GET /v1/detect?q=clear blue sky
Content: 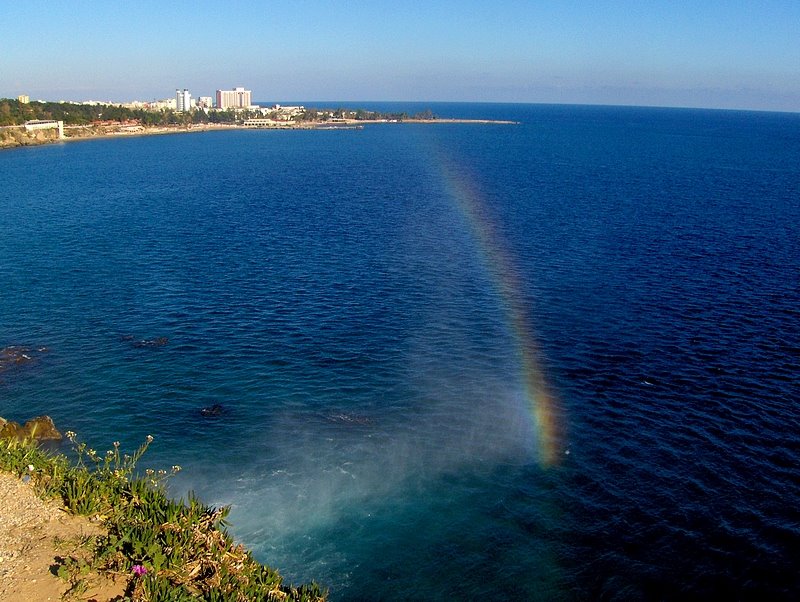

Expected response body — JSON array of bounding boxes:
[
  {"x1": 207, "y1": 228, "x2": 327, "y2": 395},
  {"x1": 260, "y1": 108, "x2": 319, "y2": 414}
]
[{"x1": 2, "y1": 0, "x2": 798, "y2": 111}]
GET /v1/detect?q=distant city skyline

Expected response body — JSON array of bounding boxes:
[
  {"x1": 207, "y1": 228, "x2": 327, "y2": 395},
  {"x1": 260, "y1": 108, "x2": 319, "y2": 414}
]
[{"x1": 2, "y1": 0, "x2": 798, "y2": 112}]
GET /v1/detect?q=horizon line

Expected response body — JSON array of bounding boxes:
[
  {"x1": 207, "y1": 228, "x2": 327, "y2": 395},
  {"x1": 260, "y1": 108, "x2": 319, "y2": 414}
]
[{"x1": 3, "y1": 96, "x2": 798, "y2": 116}]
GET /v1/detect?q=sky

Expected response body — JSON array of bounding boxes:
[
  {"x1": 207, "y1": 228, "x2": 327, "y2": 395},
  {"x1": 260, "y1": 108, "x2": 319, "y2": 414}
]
[{"x1": 2, "y1": 0, "x2": 798, "y2": 112}]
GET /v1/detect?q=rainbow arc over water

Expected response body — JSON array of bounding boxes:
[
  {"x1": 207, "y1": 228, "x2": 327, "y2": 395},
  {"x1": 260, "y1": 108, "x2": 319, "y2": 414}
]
[{"x1": 435, "y1": 153, "x2": 563, "y2": 467}]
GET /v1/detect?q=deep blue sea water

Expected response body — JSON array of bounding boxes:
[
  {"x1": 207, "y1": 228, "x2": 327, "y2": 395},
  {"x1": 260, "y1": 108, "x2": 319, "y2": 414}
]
[{"x1": 2, "y1": 103, "x2": 799, "y2": 600}]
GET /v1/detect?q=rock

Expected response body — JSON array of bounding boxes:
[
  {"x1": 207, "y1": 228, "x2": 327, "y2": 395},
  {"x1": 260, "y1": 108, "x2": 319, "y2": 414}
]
[
  {"x1": 200, "y1": 404, "x2": 224, "y2": 417},
  {"x1": 0, "y1": 421, "x2": 24, "y2": 440},
  {"x1": 23, "y1": 416, "x2": 62, "y2": 441},
  {"x1": 0, "y1": 416, "x2": 62, "y2": 442},
  {"x1": 0, "y1": 346, "x2": 41, "y2": 373},
  {"x1": 131, "y1": 337, "x2": 169, "y2": 348},
  {"x1": 0, "y1": 346, "x2": 49, "y2": 378}
]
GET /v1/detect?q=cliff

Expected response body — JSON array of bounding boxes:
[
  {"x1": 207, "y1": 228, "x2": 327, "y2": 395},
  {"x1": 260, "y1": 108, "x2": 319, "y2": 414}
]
[{"x1": 0, "y1": 126, "x2": 61, "y2": 149}]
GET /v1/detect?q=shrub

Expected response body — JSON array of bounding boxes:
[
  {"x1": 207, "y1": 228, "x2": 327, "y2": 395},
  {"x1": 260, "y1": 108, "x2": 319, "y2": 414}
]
[{"x1": 0, "y1": 434, "x2": 326, "y2": 602}]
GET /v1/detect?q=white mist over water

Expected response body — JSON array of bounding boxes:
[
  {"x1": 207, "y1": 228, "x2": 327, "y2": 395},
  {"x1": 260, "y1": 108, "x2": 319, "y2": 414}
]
[
  {"x1": 157, "y1": 215, "x2": 557, "y2": 596},
  {"x1": 172, "y1": 336, "x2": 542, "y2": 595}
]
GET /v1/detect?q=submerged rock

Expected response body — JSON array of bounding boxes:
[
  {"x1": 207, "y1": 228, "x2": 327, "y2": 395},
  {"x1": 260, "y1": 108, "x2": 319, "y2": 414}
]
[
  {"x1": 0, "y1": 345, "x2": 48, "y2": 373},
  {"x1": 131, "y1": 337, "x2": 169, "y2": 348},
  {"x1": 0, "y1": 415, "x2": 62, "y2": 442},
  {"x1": 200, "y1": 404, "x2": 224, "y2": 417}
]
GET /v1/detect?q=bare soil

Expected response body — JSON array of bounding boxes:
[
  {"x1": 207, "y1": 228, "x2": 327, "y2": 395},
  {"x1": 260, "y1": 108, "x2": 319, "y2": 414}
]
[{"x1": 0, "y1": 473, "x2": 127, "y2": 601}]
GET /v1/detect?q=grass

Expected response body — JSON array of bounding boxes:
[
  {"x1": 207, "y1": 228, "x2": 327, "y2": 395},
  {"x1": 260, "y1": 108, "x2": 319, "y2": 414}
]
[{"x1": 0, "y1": 433, "x2": 327, "y2": 602}]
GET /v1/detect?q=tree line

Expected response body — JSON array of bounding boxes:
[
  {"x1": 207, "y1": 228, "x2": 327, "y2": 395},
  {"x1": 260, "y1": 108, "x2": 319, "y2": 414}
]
[
  {"x1": 0, "y1": 98, "x2": 439, "y2": 127},
  {"x1": 0, "y1": 99, "x2": 247, "y2": 127},
  {"x1": 292, "y1": 107, "x2": 436, "y2": 122}
]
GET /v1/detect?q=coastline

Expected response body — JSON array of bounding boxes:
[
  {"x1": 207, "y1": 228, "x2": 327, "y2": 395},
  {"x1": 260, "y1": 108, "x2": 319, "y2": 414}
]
[
  {"x1": 0, "y1": 423, "x2": 327, "y2": 601},
  {"x1": 0, "y1": 117, "x2": 517, "y2": 151}
]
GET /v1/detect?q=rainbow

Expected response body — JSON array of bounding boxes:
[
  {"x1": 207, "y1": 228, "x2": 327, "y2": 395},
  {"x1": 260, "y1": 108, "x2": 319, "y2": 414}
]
[{"x1": 434, "y1": 152, "x2": 563, "y2": 468}]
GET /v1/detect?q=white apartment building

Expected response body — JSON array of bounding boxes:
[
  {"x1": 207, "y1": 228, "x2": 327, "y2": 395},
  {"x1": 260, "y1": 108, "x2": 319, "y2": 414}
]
[
  {"x1": 216, "y1": 87, "x2": 252, "y2": 109},
  {"x1": 176, "y1": 88, "x2": 192, "y2": 112}
]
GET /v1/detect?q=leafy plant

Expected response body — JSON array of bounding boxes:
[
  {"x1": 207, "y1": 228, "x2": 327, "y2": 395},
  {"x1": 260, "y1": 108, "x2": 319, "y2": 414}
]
[{"x1": 0, "y1": 433, "x2": 327, "y2": 602}]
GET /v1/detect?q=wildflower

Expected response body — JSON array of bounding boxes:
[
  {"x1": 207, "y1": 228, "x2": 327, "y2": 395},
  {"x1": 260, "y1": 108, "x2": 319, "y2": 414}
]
[
  {"x1": 65, "y1": 430, "x2": 76, "y2": 441},
  {"x1": 27, "y1": 464, "x2": 34, "y2": 472},
  {"x1": 172, "y1": 465, "x2": 182, "y2": 473},
  {"x1": 132, "y1": 564, "x2": 148, "y2": 576},
  {"x1": 146, "y1": 435, "x2": 154, "y2": 443},
  {"x1": 113, "y1": 441, "x2": 120, "y2": 448}
]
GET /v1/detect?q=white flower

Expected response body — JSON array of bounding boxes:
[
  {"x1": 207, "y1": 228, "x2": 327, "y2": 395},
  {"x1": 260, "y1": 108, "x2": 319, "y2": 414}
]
[{"x1": 27, "y1": 464, "x2": 34, "y2": 472}]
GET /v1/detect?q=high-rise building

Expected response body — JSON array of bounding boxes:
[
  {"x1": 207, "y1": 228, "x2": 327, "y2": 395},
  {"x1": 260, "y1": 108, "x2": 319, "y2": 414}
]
[
  {"x1": 215, "y1": 87, "x2": 252, "y2": 109},
  {"x1": 176, "y1": 89, "x2": 192, "y2": 112}
]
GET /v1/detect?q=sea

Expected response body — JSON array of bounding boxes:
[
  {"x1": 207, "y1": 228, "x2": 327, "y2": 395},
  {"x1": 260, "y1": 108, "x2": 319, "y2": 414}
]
[{"x1": 1, "y1": 103, "x2": 799, "y2": 600}]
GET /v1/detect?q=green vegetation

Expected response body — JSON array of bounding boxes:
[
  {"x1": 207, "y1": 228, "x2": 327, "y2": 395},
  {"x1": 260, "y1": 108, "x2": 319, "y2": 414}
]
[
  {"x1": 0, "y1": 98, "x2": 439, "y2": 130},
  {"x1": 0, "y1": 98, "x2": 252, "y2": 127},
  {"x1": 293, "y1": 107, "x2": 436, "y2": 122},
  {"x1": 0, "y1": 433, "x2": 326, "y2": 601}
]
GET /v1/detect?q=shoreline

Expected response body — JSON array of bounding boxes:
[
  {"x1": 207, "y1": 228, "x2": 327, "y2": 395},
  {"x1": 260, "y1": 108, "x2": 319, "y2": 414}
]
[
  {"x1": 0, "y1": 420, "x2": 327, "y2": 601},
  {"x1": 0, "y1": 117, "x2": 517, "y2": 151}
]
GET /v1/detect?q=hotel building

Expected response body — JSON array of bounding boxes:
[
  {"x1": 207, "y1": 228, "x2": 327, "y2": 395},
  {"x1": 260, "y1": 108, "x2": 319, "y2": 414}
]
[
  {"x1": 176, "y1": 89, "x2": 192, "y2": 112},
  {"x1": 216, "y1": 87, "x2": 252, "y2": 109}
]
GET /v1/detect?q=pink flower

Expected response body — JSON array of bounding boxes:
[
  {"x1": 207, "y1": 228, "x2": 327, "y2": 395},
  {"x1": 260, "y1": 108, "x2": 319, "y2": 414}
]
[{"x1": 132, "y1": 564, "x2": 148, "y2": 576}]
